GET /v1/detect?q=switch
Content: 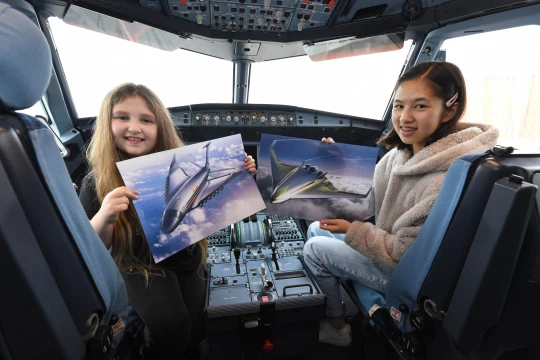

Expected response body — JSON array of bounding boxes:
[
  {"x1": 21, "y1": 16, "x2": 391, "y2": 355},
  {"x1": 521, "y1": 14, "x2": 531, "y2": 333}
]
[{"x1": 262, "y1": 340, "x2": 274, "y2": 353}]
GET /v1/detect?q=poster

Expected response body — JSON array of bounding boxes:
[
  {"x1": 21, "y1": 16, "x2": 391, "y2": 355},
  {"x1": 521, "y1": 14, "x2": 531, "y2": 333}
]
[
  {"x1": 117, "y1": 134, "x2": 265, "y2": 262},
  {"x1": 257, "y1": 134, "x2": 377, "y2": 221}
]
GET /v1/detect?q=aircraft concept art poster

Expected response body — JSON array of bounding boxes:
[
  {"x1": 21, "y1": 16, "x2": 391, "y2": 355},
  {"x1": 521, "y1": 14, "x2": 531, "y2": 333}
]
[
  {"x1": 257, "y1": 134, "x2": 377, "y2": 222},
  {"x1": 117, "y1": 134, "x2": 266, "y2": 263}
]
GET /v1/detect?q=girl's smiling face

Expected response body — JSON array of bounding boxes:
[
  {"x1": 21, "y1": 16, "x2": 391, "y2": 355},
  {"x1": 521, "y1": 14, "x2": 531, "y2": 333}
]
[
  {"x1": 111, "y1": 96, "x2": 158, "y2": 158},
  {"x1": 392, "y1": 79, "x2": 456, "y2": 155}
]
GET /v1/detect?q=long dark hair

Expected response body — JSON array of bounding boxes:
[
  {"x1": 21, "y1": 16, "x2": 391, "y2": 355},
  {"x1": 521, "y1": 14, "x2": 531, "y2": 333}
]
[{"x1": 378, "y1": 61, "x2": 467, "y2": 150}]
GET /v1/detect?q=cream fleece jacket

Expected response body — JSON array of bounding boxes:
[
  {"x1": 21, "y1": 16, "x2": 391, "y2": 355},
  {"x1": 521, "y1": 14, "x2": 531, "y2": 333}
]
[{"x1": 344, "y1": 122, "x2": 499, "y2": 270}]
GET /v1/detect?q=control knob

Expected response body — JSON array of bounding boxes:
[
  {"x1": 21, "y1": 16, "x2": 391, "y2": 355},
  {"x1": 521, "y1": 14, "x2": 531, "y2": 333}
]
[{"x1": 226, "y1": 115, "x2": 232, "y2": 121}]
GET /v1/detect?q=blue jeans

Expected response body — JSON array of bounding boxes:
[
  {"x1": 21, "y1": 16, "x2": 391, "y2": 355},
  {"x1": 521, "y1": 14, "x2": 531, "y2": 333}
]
[{"x1": 303, "y1": 221, "x2": 392, "y2": 317}]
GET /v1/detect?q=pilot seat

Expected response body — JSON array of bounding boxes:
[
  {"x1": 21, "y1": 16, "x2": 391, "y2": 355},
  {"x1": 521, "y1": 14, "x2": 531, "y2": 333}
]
[
  {"x1": 343, "y1": 146, "x2": 540, "y2": 359},
  {"x1": 0, "y1": 1, "x2": 143, "y2": 358}
]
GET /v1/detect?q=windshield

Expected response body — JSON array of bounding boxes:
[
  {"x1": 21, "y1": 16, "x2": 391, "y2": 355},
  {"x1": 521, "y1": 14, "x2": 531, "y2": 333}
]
[
  {"x1": 48, "y1": 17, "x2": 233, "y2": 118},
  {"x1": 250, "y1": 40, "x2": 413, "y2": 120},
  {"x1": 49, "y1": 7, "x2": 411, "y2": 120}
]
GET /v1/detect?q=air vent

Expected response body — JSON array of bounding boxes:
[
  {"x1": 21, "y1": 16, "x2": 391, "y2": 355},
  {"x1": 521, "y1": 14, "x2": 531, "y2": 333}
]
[{"x1": 234, "y1": 42, "x2": 261, "y2": 56}]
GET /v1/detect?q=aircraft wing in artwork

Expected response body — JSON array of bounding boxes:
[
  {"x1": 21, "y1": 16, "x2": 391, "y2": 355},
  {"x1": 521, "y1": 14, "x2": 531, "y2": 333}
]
[
  {"x1": 284, "y1": 177, "x2": 372, "y2": 200},
  {"x1": 269, "y1": 143, "x2": 298, "y2": 189},
  {"x1": 192, "y1": 171, "x2": 242, "y2": 208}
]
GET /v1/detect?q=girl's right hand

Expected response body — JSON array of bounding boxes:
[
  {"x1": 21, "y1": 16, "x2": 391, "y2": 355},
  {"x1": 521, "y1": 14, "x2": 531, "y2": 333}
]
[
  {"x1": 97, "y1": 186, "x2": 139, "y2": 224},
  {"x1": 321, "y1": 137, "x2": 335, "y2": 144}
]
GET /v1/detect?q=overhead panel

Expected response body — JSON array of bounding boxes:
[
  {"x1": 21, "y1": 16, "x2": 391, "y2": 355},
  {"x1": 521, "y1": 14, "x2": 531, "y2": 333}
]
[{"x1": 166, "y1": 0, "x2": 339, "y2": 33}]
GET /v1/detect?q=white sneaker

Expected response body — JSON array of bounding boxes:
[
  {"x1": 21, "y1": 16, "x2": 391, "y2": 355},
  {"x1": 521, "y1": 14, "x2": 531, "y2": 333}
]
[{"x1": 319, "y1": 319, "x2": 352, "y2": 347}]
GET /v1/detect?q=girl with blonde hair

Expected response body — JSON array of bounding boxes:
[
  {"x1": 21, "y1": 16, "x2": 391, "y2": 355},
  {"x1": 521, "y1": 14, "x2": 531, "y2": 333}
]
[{"x1": 79, "y1": 83, "x2": 256, "y2": 358}]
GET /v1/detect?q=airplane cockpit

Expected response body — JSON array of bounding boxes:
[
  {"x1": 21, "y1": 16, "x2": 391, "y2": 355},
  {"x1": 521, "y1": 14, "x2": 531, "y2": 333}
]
[{"x1": 1, "y1": 0, "x2": 540, "y2": 359}]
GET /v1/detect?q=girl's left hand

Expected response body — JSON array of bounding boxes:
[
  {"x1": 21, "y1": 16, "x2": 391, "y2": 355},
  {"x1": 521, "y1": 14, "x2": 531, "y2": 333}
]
[
  {"x1": 321, "y1": 137, "x2": 335, "y2": 144},
  {"x1": 244, "y1": 153, "x2": 256, "y2": 174},
  {"x1": 320, "y1": 219, "x2": 352, "y2": 233}
]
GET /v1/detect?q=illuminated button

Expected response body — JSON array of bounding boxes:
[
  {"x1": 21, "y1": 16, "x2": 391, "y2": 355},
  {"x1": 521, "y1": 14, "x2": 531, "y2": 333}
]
[{"x1": 262, "y1": 295, "x2": 269, "y2": 302}]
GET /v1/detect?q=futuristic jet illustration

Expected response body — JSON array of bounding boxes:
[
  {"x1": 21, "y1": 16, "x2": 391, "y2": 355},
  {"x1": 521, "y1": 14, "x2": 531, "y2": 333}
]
[
  {"x1": 269, "y1": 140, "x2": 372, "y2": 204},
  {"x1": 161, "y1": 142, "x2": 242, "y2": 234}
]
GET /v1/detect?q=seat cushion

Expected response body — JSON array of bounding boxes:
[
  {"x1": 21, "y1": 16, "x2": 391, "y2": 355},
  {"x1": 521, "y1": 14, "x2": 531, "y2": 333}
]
[{"x1": 353, "y1": 282, "x2": 387, "y2": 312}]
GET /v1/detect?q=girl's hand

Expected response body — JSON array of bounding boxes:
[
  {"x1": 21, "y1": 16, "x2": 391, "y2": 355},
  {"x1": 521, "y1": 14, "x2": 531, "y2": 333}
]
[
  {"x1": 244, "y1": 153, "x2": 257, "y2": 174},
  {"x1": 97, "y1": 186, "x2": 139, "y2": 224},
  {"x1": 320, "y1": 219, "x2": 352, "y2": 233},
  {"x1": 321, "y1": 137, "x2": 335, "y2": 144}
]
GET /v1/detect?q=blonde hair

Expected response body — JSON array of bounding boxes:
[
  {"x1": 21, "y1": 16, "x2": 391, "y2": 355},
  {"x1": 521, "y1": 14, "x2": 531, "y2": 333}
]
[{"x1": 86, "y1": 83, "x2": 207, "y2": 276}]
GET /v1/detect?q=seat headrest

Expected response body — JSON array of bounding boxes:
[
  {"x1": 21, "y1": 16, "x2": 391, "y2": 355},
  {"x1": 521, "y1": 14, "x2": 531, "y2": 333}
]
[{"x1": 0, "y1": 2, "x2": 52, "y2": 110}]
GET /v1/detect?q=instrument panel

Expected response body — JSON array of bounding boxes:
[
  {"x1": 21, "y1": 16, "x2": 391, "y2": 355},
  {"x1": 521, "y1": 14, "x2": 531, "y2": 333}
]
[
  {"x1": 169, "y1": 104, "x2": 385, "y2": 128},
  {"x1": 204, "y1": 213, "x2": 325, "y2": 358},
  {"x1": 206, "y1": 213, "x2": 320, "y2": 305},
  {"x1": 78, "y1": 104, "x2": 384, "y2": 145}
]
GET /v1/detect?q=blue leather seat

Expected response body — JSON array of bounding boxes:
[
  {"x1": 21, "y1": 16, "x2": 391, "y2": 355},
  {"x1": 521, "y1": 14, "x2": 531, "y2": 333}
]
[
  {"x1": 345, "y1": 152, "x2": 488, "y2": 320},
  {"x1": 0, "y1": 2, "x2": 130, "y2": 358},
  {"x1": 345, "y1": 149, "x2": 540, "y2": 359}
]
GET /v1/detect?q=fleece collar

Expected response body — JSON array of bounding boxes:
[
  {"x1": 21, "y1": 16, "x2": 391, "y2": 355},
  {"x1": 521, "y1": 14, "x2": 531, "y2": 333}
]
[{"x1": 393, "y1": 122, "x2": 499, "y2": 176}]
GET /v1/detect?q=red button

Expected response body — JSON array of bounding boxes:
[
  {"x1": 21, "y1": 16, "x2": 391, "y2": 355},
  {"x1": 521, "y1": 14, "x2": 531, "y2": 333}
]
[
  {"x1": 262, "y1": 340, "x2": 274, "y2": 352},
  {"x1": 262, "y1": 296, "x2": 269, "y2": 302}
]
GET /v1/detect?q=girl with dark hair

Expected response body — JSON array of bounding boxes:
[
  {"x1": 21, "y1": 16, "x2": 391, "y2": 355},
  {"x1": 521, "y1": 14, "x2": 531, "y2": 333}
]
[{"x1": 303, "y1": 62, "x2": 499, "y2": 347}]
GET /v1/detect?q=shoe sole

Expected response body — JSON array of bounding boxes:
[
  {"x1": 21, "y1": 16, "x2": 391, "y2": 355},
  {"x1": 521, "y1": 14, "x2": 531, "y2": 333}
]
[{"x1": 318, "y1": 336, "x2": 352, "y2": 347}]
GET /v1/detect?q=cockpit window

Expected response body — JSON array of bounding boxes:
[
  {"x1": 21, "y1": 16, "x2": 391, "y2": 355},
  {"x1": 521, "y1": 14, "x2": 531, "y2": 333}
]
[
  {"x1": 249, "y1": 40, "x2": 414, "y2": 120},
  {"x1": 441, "y1": 25, "x2": 540, "y2": 150},
  {"x1": 48, "y1": 16, "x2": 233, "y2": 118}
]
